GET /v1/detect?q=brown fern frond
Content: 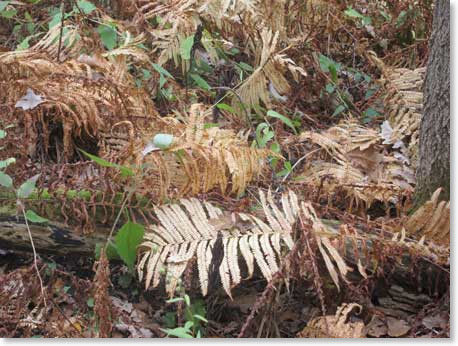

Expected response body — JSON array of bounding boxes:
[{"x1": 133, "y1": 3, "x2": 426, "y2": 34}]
[
  {"x1": 367, "y1": 52, "x2": 426, "y2": 169},
  {"x1": 118, "y1": 103, "x2": 272, "y2": 198},
  {"x1": 288, "y1": 119, "x2": 415, "y2": 207},
  {"x1": 403, "y1": 188, "x2": 450, "y2": 246}
]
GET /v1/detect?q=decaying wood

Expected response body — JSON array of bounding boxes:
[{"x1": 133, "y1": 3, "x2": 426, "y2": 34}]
[{"x1": 0, "y1": 214, "x2": 448, "y2": 296}]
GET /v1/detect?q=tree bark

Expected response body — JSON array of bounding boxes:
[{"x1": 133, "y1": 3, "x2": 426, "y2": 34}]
[{"x1": 415, "y1": 0, "x2": 450, "y2": 205}]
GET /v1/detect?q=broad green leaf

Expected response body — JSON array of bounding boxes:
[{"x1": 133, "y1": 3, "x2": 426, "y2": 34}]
[
  {"x1": 0, "y1": 129, "x2": 5, "y2": 139},
  {"x1": 0, "y1": 1, "x2": 10, "y2": 12},
  {"x1": 190, "y1": 73, "x2": 211, "y2": 91},
  {"x1": 79, "y1": 149, "x2": 133, "y2": 177},
  {"x1": 115, "y1": 222, "x2": 144, "y2": 270},
  {"x1": 97, "y1": 23, "x2": 117, "y2": 50},
  {"x1": 344, "y1": 8, "x2": 364, "y2": 19},
  {"x1": 318, "y1": 54, "x2": 342, "y2": 73},
  {"x1": 184, "y1": 321, "x2": 194, "y2": 330},
  {"x1": 25, "y1": 210, "x2": 48, "y2": 223},
  {"x1": 179, "y1": 35, "x2": 194, "y2": 60},
  {"x1": 77, "y1": 0, "x2": 96, "y2": 14},
  {"x1": 17, "y1": 174, "x2": 40, "y2": 198},
  {"x1": 332, "y1": 104, "x2": 346, "y2": 117},
  {"x1": 87, "y1": 297, "x2": 94, "y2": 308},
  {"x1": 153, "y1": 133, "x2": 174, "y2": 150},
  {"x1": 1, "y1": 8, "x2": 16, "y2": 18},
  {"x1": 0, "y1": 171, "x2": 13, "y2": 188},
  {"x1": 266, "y1": 110, "x2": 297, "y2": 134}
]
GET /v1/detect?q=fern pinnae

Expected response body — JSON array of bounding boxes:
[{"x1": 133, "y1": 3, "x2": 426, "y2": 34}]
[
  {"x1": 228, "y1": 237, "x2": 242, "y2": 286},
  {"x1": 248, "y1": 234, "x2": 273, "y2": 281},
  {"x1": 239, "y1": 234, "x2": 255, "y2": 278},
  {"x1": 197, "y1": 240, "x2": 210, "y2": 296},
  {"x1": 260, "y1": 233, "x2": 279, "y2": 273}
]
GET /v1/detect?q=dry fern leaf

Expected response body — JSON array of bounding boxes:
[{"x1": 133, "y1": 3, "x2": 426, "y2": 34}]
[
  {"x1": 404, "y1": 188, "x2": 450, "y2": 246},
  {"x1": 298, "y1": 303, "x2": 365, "y2": 338},
  {"x1": 137, "y1": 190, "x2": 298, "y2": 298},
  {"x1": 291, "y1": 120, "x2": 415, "y2": 207},
  {"x1": 234, "y1": 28, "x2": 293, "y2": 112},
  {"x1": 137, "y1": 189, "x2": 350, "y2": 298},
  {"x1": 367, "y1": 52, "x2": 425, "y2": 168},
  {"x1": 122, "y1": 104, "x2": 271, "y2": 198}
]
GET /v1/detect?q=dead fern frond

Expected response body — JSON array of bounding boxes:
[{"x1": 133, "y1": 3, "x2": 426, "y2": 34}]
[
  {"x1": 290, "y1": 120, "x2": 415, "y2": 207},
  {"x1": 368, "y1": 52, "x2": 425, "y2": 168},
  {"x1": 137, "y1": 189, "x2": 349, "y2": 298},
  {"x1": 403, "y1": 188, "x2": 450, "y2": 246},
  {"x1": 137, "y1": 189, "x2": 298, "y2": 298},
  {"x1": 121, "y1": 103, "x2": 271, "y2": 198}
]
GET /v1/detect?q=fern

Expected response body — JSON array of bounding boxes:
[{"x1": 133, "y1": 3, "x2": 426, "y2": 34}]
[{"x1": 137, "y1": 189, "x2": 349, "y2": 298}]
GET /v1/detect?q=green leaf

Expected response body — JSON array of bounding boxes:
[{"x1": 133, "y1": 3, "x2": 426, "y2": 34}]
[
  {"x1": 87, "y1": 297, "x2": 94, "y2": 308},
  {"x1": 153, "y1": 133, "x2": 174, "y2": 150},
  {"x1": 16, "y1": 36, "x2": 32, "y2": 51},
  {"x1": 325, "y1": 83, "x2": 335, "y2": 94},
  {"x1": 79, "y1": 149, "x2": 133, "y2": 177},
  {"x1": 0, "y1": 171, "x2": 13, "y2": 188},
  {"x1": 151, "y1": 63, "x2": 174, "y2": 79},
  {"x1": 77, "y1": 0, "x2": 96, "y2": 14},
  {"x1": 25, "y1": 210, "x2": 48, "y2": 223},
  {"x1": 344, "y1": 7, "x2": 364, "y2": 19},
  {"x1": 184, "y1": 321, "x2": 194, "y2": 330},
  {"x1": 329, "y1": 65, "x2": 338, "y2": 83},
  {"x1": 332, "y1": 104, "x2": 346, "y2": 117},
  {"x1": 238, "y1": 62, "x2": 253, "y2": 72},
  {"x1": 216, "y1": 103, "x2": 235, "y2": 113},
  {"x1": 184, "y1": 294, "x2": 190, "y2": 307},
  {"x1": 0, "y1": 129, "x2": 5, "y2": 139},
  {"x1": 363, "y1": 107, "x2": 380, "y2": 118},
  {"x1": 162, "y1": 328, "x2": 194, "y2": 338},
  {"x1": 0, "y1": 1, "x2": 10, "y2": 12},
  {"x1": 0, "y1": 157, "x2": 15, "y2": 169},
  {"x1": 179, "y1": 35, "x2": 194, "y2": 60},
  {"x1": 97, "y1": 23, "x2": 117, "y2": 50},
  {"x1": 193, "y1": 314, "x2": 208, "y2": 323},
  {"x1": 1, "y1": 8, "x2": 16, "y2": 18},
  {"x1": 190, "y1": 74, "x2": 211, "y2": 91},
  {"x1": 17, "y1": 174, "x2": 40, "y2": 198},
  {"x1": 167, "y1": 297, "x2": 185, "y2": 304},
  {"x1": 266, "y1": 110, "x2": 297, "y2": 134},
  {"x1": 115, "y1": 222, "x2": 144, "y2": 270}
]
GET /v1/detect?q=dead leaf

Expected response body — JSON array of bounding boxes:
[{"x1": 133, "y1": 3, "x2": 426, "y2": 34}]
[
  {"x1": 15, "y1": 88, "x2": 44, "y2": 110},
  {"x1": 386, "y1": 317, "x2": 410, "y2": 337},
  {"x1": 366, "y1": 316, "x2": 387, "y2": 337}
]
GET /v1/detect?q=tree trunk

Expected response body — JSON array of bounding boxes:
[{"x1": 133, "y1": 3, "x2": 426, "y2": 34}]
[{"x1": 415, "y1": 0, "x2": 450, "y2": 205}]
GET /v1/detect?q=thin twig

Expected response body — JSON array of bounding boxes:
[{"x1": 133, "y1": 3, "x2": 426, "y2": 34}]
[
  {"x1": 19, "y1": 202, "x2": 47, "y2": 307},
  {"x1": 57, "y1": 0, "x2": 65, "y2": 62}
]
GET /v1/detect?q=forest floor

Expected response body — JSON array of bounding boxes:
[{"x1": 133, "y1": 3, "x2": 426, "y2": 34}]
[{"x1": 0, "y1": 0, "x2": 450, "y2": 338}]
